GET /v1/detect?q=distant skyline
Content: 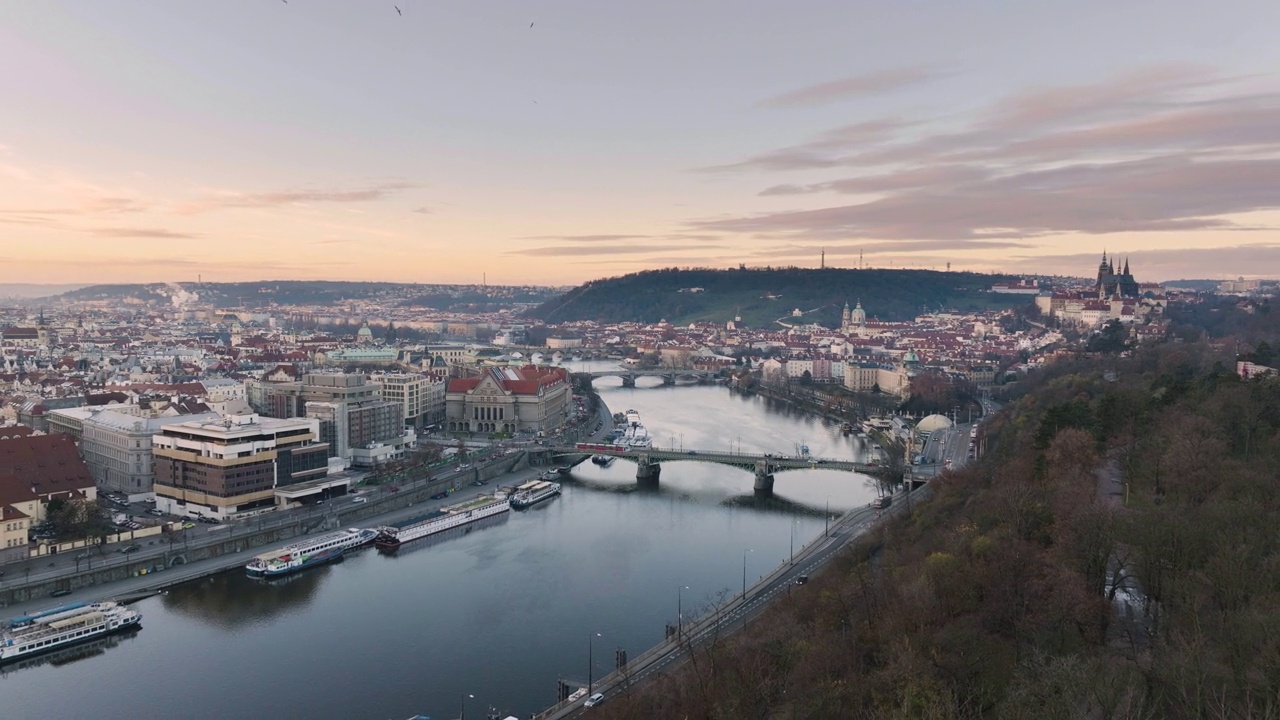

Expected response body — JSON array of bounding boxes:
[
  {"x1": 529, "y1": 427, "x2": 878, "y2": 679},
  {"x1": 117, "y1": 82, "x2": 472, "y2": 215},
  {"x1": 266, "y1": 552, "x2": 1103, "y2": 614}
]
[{"x1": 4, "y1": 1, "x2": 1280, "y2": 284}]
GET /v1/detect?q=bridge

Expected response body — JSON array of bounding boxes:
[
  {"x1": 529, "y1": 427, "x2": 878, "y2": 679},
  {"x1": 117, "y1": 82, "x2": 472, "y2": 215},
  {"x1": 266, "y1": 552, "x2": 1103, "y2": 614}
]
[
  {"x1": 572, "y1": 368, "x2": 720, "y2": 387},
  {"x1": 547, "y1": 444, "x2": 881, "y2": 496}
]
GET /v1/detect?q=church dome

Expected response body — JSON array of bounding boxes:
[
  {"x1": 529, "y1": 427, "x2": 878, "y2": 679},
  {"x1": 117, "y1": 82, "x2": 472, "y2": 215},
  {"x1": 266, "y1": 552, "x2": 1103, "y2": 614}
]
[
  {"x1": 850, "y1": 300, "x2": 866, "y2": 325},
  {"x1": 916, "y1": 414, "x2": 952, "y2": 433},
  {"x1": 902, "y1": 348, "x2": 919, "y2": 365}
]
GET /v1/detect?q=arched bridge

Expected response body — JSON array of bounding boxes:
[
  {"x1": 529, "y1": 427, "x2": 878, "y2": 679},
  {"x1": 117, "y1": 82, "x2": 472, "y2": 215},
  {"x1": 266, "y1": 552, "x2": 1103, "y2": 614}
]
[
  {"x1": 572, "y1": 369, "x2": 720, "y2": 387},
  {"x1": 547, "y1": 444, "x2": 881, "y2": 495}
]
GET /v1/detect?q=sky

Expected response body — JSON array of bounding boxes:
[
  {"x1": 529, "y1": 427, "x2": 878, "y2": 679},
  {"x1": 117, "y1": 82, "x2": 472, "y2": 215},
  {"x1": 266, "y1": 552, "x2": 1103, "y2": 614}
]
[{"x1": 3, "y1": 1, "x2": 1280, "y2": 286}]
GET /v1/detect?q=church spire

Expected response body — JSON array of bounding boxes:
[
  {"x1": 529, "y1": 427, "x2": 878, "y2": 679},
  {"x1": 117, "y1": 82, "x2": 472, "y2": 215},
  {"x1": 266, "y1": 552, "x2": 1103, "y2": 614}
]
[{"x1": 1123, "y1": 257, "x2": 1130, "y2": 275}]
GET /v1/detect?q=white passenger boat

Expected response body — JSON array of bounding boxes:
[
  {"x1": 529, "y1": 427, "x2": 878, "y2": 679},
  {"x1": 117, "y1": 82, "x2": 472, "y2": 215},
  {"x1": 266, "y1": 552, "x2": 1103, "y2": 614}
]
[
  {"x1": 1, "y1": 601, "x2": 141, "y2": 664},
  {"x1": 510, "y1": 480, "x2": 561, "y2": 509},
  {"x1": 245, "y1": 527, "x2": 377, "y2": 578}
]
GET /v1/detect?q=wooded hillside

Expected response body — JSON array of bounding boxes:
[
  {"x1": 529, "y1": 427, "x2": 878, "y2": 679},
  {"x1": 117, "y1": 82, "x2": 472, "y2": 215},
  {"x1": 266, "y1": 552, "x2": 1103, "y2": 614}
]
[
  {"x1": 599, "y1": 297, "x2": 1280, "y2": 719},
  {"x1": 526, "y1": 267, "x2": 1026, "y2": 326}
]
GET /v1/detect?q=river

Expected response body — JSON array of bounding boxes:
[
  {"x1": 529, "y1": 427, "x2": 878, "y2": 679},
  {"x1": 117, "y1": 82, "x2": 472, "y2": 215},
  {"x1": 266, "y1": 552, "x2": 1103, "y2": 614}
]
[{"x1": 5, "y1": 375, "x2": 881, "y2": 720}]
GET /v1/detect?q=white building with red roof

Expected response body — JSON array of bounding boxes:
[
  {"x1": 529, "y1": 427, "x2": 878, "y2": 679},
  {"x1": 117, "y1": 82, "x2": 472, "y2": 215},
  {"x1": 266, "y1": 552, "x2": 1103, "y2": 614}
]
[{"x1": 445, "y1": 365, "x2": 571, "y2": 435}]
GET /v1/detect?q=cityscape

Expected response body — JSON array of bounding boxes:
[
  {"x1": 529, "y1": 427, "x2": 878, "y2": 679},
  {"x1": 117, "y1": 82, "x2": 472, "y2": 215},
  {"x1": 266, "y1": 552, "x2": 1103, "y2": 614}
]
[{"x1": 3, "y1": 3, "x2": 1280, "y2": 720}]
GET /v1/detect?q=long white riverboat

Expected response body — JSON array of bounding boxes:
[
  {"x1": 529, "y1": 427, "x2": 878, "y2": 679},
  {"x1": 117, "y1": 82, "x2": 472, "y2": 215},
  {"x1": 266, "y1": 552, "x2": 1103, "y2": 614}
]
[
  {"x1": 1, "y1": 601, "x2": 141, "y2": 664},
  {"x1": 510, "y1": 479, "x2": 561, "y2": 509},
  {"x1": 375, "y1": 494, "x2": 511, "y2": 551},
  {"x1": 245, "y1": 527, "x2": 378, "y2": 578}
]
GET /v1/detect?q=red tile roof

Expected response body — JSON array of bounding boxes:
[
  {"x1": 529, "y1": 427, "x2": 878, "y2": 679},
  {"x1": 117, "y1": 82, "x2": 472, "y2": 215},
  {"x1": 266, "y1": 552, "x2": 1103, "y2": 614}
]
[{"x1": 0, "y1": 434, "x2": 94, "y2": 501}]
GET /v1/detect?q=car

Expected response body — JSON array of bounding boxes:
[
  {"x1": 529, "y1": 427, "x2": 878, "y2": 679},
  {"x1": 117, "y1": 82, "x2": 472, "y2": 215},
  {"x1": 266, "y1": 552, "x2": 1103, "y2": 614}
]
[
  {"x1": 181, "y1": 522, "x2": 196, "y2": 530},
  {"x1": 198, "y1": 516, "x2": 219, "y2": 524},
  {"x1": 457, "y1": 464, "x2": 470, "y2": 470},
  {"x1": 584, "y1": 693, "x2": 605, "y2": 708},
  {"x1": 50, "y1": 589, "x2": 72, "y2": 598},
  {"x1": 388, "y1": 486, "x2": 400, "y2": 492},
  {"x1": 143, "y1": 498, "x2": 157, "y2": 505},
  {"x1": 687, "y1": 450, "x2": 697, "y2": 455},
  {"x1": 352, "y1": 496, "x2": 368, "y2": 503},
  {"x1": 75, "y1": 551, "x2": 91, "y2": 560},
  {"x1": 795, "y1": 575, "x2": 809, "y2": 585},
  {"x1": 147, "y1": 508, "x2": 164, "y2": 516},
  {"x1": 431, "y1": 492, "x2": 448, "y2": 500},
  {"x1": 119, "y1": 544, "x2": 141, "y2": 554}
]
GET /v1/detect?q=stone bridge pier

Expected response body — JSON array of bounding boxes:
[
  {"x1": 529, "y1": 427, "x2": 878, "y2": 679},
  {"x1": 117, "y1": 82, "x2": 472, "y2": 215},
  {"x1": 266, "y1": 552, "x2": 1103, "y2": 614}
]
[
  {"x1": 620, "y1": 375, "x2": 637, "y2": 387},
  {"x1": 661, "y1": 374, "x2": 676, "y2": 386},
  {"x1": 753, "y1": 459, "x2": 775, "y2": 497},
  {"x1": 636, "y1": 454, "x2": 661, "y2": 485}
]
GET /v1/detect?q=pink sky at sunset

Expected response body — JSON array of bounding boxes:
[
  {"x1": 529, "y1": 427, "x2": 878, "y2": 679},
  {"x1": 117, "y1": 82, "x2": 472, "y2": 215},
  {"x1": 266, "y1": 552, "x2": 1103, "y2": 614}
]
[{"x1": 4, "y1": 1, "x2": 1280, "y2": 286}]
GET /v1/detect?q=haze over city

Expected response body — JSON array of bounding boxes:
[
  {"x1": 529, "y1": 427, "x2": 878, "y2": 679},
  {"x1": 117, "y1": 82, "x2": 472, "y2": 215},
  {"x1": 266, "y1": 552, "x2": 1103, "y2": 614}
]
[{"x1": 4, "y1": 0, "x2": 1280, "y2": 284}]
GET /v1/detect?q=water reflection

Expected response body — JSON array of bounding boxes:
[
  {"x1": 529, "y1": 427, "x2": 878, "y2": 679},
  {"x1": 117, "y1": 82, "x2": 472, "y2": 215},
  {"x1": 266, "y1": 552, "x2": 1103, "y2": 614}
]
[
  {"x1": 162, "y1": 563, "x2": 333, "y2": 630},
  {"x1": 0, "y1": 627, "x2": 143, "y2": 678}
]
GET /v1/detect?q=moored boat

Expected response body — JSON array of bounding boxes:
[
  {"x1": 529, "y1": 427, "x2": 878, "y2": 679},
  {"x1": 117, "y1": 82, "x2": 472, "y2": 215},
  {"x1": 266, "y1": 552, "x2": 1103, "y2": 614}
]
[
  {"x1": 510, "y1": 479, "x2": 561, "y2": 509},
  {"x1": 245, "y1": 527, "x2": 375, "y2": 578},
  {"x1": 375, "y1": 494, "x2": 511, "y2": 552},
  {"x1": 1, "y1": 601, "x2": 141, "y2": 664}
]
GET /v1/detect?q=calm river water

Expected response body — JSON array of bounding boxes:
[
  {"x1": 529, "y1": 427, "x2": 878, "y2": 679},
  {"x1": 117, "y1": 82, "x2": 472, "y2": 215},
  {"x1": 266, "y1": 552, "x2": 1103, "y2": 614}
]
[{"x1": 4, "y1": 375, "x2": 880, "y2": 720}]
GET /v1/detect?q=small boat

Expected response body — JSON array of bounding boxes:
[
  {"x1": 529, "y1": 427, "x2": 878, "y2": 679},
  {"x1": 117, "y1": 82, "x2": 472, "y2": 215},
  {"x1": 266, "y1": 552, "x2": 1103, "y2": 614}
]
[
  {"x1": 510, "y1": 480, "x2": 561, "y2": 509},
  {"x1": 591, "y1": 454, "x2": 615, "y2": 467}
]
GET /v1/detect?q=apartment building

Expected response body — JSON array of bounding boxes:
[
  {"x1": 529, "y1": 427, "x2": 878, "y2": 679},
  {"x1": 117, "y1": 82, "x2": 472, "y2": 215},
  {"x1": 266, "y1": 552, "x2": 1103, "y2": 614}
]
[{"x1": 152, "y1": 414, "x2": 329, "y2": 519}]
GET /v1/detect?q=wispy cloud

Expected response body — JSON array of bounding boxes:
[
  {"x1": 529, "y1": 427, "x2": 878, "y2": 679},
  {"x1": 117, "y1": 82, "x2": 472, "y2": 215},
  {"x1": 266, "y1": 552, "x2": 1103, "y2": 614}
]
[
  {"x1": 507, "y1": 242, "x2": 727, "y2": 257},
  {"x1": 411, "y1": 206, "x2": 433, "y2": 215},
  {"x1": 518, "y1": 234, "x2": 650, "y2": 243},
  {"x1": 86, "y1": 227, "x2": 201, "y2": 239},
  {"x1": 180, "y1": 181, "x2": 417, "y2": 213},
  {"x1": 689, "y1": 66, "x2": 1280, "y2": 247},
  {"x1": 758, "y1": 67, "x2": 941, "y2": 108}
]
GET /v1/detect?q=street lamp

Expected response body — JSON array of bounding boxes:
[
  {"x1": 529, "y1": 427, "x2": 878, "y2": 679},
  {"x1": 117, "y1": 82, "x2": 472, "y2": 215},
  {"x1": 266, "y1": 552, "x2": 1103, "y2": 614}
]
[
  {"x1": 790, "y1": 516, "x2": 799, "y2": 564},
  {"x1": 677, "y1": 584, "x2": 690, "y2": 636},
  {"x1": 825, "y1": 497, "x2": 831, "y2": 537},
  {"x1": 742, "y1": 549, "x2": 753, "y2": 599},
  {"x1": 459, "y1": 692, "x2": 474, "y2": 720},
  {"x1": 588, "y1": 632, "x2": 602, "y2": 694}
]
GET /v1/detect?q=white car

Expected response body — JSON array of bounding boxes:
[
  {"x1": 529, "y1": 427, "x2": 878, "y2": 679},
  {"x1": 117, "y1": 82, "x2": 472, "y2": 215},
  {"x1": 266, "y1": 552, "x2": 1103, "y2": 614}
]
[
  {"x1": 584, "y1": 693, "x2": 604, "y2": 708},
  {"x1": 352, "y1": 496, "x2": 368, "y2": 504}
]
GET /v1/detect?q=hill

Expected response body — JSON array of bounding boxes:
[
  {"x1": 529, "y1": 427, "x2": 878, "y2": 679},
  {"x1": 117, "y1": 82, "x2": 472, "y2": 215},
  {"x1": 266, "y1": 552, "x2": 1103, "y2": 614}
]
[
  {"x1": 526, "y1": 267, "x2": 1028, "y2": 326},
  {"x1": 51, "y1": 281, "x2": 558, "y2": 309},
  {"x1": 603, "y1": 321, "x2": 1280, "y2": 718}
]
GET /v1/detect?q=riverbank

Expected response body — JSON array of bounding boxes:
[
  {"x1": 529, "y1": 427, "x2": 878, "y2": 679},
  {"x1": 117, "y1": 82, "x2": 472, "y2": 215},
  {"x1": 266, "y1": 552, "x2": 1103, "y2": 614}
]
[{"x1": 0, "y1": 451, "x2": 537, "y2": 613}]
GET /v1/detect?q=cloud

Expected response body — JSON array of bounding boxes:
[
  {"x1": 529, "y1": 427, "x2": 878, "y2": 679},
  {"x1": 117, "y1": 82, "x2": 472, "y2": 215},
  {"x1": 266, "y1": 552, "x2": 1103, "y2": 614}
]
[
  {"x1": 508, "y1": 242, "x2": 727, "y2": 257},
  {"x1": 519, "y1": 234, "x2": 650, "y2": 243},
  {"x1": 688, "y1": 67, "x2": 1280, "y2": 247},
  {"x1": 742, "y1": 239, "x2": 1035, "y2": 259},
  {"x1": 1016, "y1": 243, "x2": 1280, "y2": 279},
  {"x1": 181, "y1": 181, "x2": 417, "y2": 213},
  {"x1": 698, "y1": 118, "x2": 915, "y2": 173},
  {"x1": 87, "y1": 227, "x2": 202, "y2": 239},
  {"x1": 759, "y1": 67, "x2": 940, "y2": 108},
  {"x1": 411, "y1": 206, "x2": 433, "y2": 215}
]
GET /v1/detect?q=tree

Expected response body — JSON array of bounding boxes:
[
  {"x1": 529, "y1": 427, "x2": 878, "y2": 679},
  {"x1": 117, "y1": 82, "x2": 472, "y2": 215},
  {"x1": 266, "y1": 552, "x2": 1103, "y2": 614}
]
[
  {"x1": 384, "y1": 321, "x2": 398, "y2": 343},
  {"x1": 799, "y1": 370, "x2": 813, "y2": 385},
  {"x1": 1087, "y1": 320, "x2": 1129, "y2": 354}
]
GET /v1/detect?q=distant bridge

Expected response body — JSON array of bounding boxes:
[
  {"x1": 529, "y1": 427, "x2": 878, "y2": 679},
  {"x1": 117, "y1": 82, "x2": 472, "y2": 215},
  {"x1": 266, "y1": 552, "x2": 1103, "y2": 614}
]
[
  {"x1": 572, "y1": 369, "x2": 720, "y2": 387},
  {"x1": 546, "y1": 444, "x2": 881, "y2": 495}
]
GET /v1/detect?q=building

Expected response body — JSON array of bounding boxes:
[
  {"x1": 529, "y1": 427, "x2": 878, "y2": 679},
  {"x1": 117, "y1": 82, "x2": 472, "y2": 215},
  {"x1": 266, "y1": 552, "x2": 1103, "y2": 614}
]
[
  {"x1": 445, "y1": 366, "x2": 571, "y2": 435},
  {"x1": 1095, "y1": 252, "x2": 1140, "y2": 299},
  {"x1": 840, "y1": 300, "x2": 867, "y2": 333},
  {"x1": 376, "y1": 373, "x2": 429, "y2": 429},
  {"x1": 80, "y1": 409, "x2": 220, "y2": 500},
  {"x1": 316, "y1": 347, "x2": 400, "y2": 366},
  {"x1": 152, "y1": 414, "x2": 330, "y2": 519},
  {"x1": 306, "y1": 399, "x2": 412, "y2": 467},
  {"x1": 0, "y1": 434, "x2": 98, "y2": 561}
]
